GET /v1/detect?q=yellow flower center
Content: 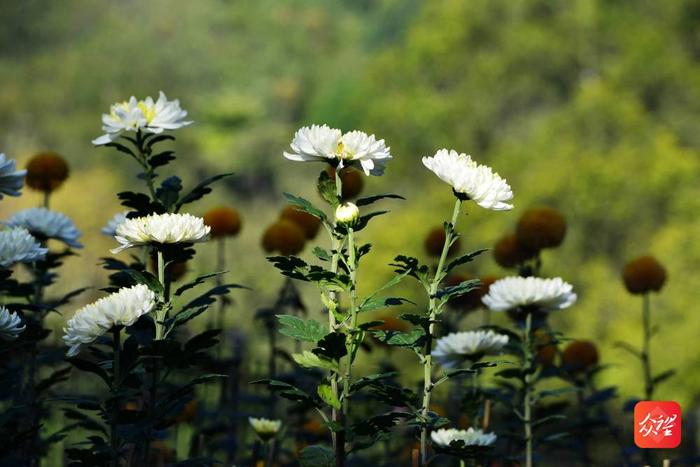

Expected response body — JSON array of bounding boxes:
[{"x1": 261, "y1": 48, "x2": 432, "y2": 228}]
[{"x1": 137, "y1": 101, "x2": 157, "y2": 124}]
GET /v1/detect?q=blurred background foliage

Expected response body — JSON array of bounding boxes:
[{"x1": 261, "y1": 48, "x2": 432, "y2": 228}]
[{"x1": 1, "y1": 0, "x2": 699, "y2": 408}]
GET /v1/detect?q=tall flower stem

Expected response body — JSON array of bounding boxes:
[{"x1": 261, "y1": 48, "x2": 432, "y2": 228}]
[
  {"x1": 341, "y1": 226, "x2": 359, "y2": 447},
  {"x1": 641, "y1": 293, "x2": 653, "y2": 400},
  {"x1": 155, "y1": 250, "x2": 167, "y2": 340},
  {"x1": 326, "y1": 169, "x2": 344, "y2": 463},
  {"x1": 523, "y1": 312, "x2": 534, "y2": 467},
  {"x1": 419, "y1": 198, "x2": 462, "y2": 466},
  {"x1": 111, "y1": 327, "x2": 122, "y2": 467}
]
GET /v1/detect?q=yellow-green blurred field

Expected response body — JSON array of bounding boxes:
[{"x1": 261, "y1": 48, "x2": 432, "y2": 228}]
[{"x1": 1, "y1": 0, "x2": 699, "y2": 416}]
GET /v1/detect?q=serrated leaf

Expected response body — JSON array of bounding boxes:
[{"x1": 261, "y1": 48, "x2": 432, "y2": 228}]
[
  {"x1": 299, "y1": 445, "x2": 334, "y2": 467},
  {"x1": 283, "y1": 193, "x2": 328, "y2": 222},
  {"x1": 317, "y1": 384, "x2": 341, "y2": 410},
  {"x1": 277, "y1": 315, "x2": 327, "y2": 342},
  {"x1": 444, "y1": 249, "x2": 488, "y2": 274},
  {"x1": 175, "y1": 173, "x2": 234, "y2": 210},
  {"x1": 293, "y1": 351, "x2": 338, "y2": 371}
]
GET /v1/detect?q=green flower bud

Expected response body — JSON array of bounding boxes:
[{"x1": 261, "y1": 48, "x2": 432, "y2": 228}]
[{"x1": 335, "y1": 202, "x2": 359, "y2": 225}]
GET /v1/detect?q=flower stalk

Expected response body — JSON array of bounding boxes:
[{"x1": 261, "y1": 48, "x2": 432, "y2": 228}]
[
  {"x1": 420, "y1": 198, "x2": 462, "y2": 466},
  {"x1": 110, "y1": 327, "x2": 122, "y2": 467},
  {"x1": 641, "y1": 293, "x2": 653, "y2": 400},
  {"x1": 523, "y1": 311, "x2": 534, "y2": 467}
]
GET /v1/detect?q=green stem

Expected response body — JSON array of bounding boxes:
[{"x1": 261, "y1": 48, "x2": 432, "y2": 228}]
[
  {"x1": 111, "y1": 327, "x2": 122, "y2": 467},
  {"x1": 524, "y1": 312, "x2": 534, "y2": 467},
  {"x1": 328, "y1": 169, "x2": 343, "y2": 465},
  {"x1": 341, "y1": 227, "x2": 359, "y2": 435},
  {"x1": 420, "y1": 198, "x2": 462, "y2": 467},
  {"x1": 155, "y1": 250, "x2": 168, "y2": 340},
  {"x1": 642, "y1": 293, "x2": 653, "y2": 400}
]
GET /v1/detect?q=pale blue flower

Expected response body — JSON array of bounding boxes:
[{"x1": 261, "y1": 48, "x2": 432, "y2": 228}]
[
  {"x1": 0, "y1": 227, "x2": 48, "y2": 267},
  {"x1": 6, "y1": 208, "x2": 82, "y2": 248},
  {"x1": 0, "y1": 153, "x2": 26, "y2": 199},
  {"x1": 0, "y1": 306, "x2": 26, "y2": 341}
]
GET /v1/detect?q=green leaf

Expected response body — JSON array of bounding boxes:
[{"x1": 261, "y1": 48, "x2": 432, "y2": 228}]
[
  {"x1": 653, "y1": 369, "x2": 676, "y2": 385},
  {"x1": 313, "y1": 332, "x2": 347, "y2": 361},
  {"x1": 372, "y1": 329, "x2": 425, "y2": 347},
  {"x1": 317, "y1": 384, "x2": 341, "y2": 410},
  {"x1": 355, "y1": 193, "x2": 405, "y2": 206},
  {"x1": 283, "y1": 192, "x2": 329, "y2": 222},
  {"x1": 317, "y1": 170, "x2": 339, "y2": 207},
  {"x1": 357, "y1": 296, "x2": 410, "y2": 313},
  {"x1": 312, "y1": 246, "x2": 332, "y2": 262},
  {"x1": 444, "y1": 249, "x2": 488, "y2": 274},
  {"x1": 252, "y1": 379, "x2": 317, "y2": 407},
  {"x1": 277, "y1": 315, "x2": 327, "y2": 342},
  {"x1": 435, "y1": 279, "x2": 481, "y2": 300},
  {"x1": 293, "y1": 351, "x2": 338, "y2": 371},
  {"x1": 124, "y1": 269, "x2": 163, "y2": 295},
  {"x1": 299, "y1": 445, "x2": 334, "y2": 467},
  {"x1": 174, "y1": 271, "x2": 227, "y2": 296},
  {"x1": 175, "y1": 173, "x2": 234, "y2": 210},
  {"x1": 350, "y1": 372, "x2": 398, "y2": 394}
]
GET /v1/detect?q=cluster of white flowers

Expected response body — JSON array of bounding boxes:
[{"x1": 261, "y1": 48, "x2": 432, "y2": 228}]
[
  {"x1": 6, "y1": 208, "x2": 82, "y2": 248},
  {"x1": 422, "y1": 149, "x2": 513, "y2": 211},
  {"x1": 0, "y1": 227, "x2": 48, "y2": 267},
  {"x1": 433, "y1": 330, "x2": 509, "y2": 368},
  {"x1": 284, "y1": 124, "x2": 392, "y2": 176},
  {"x1": 63, "y1": 284, "x2": 156, "y2": 357},
  {"x1": 0, "y1": 153, "x2": 26, "y2": 199},
  {"x1": 92, "y1": 91, "x2": 192, "y2": 145},
  {"x1": 111, "y1": 213, "x2": 210, "y2": 253},
  {"x1": 431, "y1": 427, "x2": 497, "y2": 447},
  {"x1": 482, "y1": 276, "x2": 577, "y2": 313},
  {"x1": 0, "y1": 306, "x2": 26, "y2": 341},
  {"x1": 249, "y1": 417, "x2": 282, "y2": 441},
  {"x1": 101, "y1": 212, "x2": 128, "y2": 237}
]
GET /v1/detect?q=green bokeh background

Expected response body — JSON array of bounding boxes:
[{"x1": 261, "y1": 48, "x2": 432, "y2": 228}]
[{"x1": 1, "y1": 0, "x2": 699, "y2": 413}]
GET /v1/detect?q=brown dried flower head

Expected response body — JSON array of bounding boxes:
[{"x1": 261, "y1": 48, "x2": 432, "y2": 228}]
[
  {"x1": 622, "y1": 255, "x2": 667, "y2": 295},
  {"x1": 25, "y1": 151, "x2": 70, "y2": 193},
  {"x1": 562, "y1": 340, "x2": 599, "y2": 374},
  {"x1": 203, "y1": 206, "x2": 242, "y2": 238},
  {"x1": 262, "y1": 219, "x2": 306, "y2": 256},
  {"x1": 516, "y1": 206, "x2": 566, "y2": 251},
  {"x1": 424, "y1": 227, "x2": 460, "y2": 258},
  {"x1": 280, "y1": 205, "x2": 321, "y2": 239},
  {"x1": 493, "y1": 233, "x2": 537, "y2": 268}
]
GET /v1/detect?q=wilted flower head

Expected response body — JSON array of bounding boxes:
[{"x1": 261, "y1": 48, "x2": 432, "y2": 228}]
[
  {"x1": 6, "y1": 208, "x2": 82, "y2": 248},
  {"x1": 562, "y1": 340, "x2": 599, "y2": 374},
  {"x1": 112, "y1": 213, "x2": 210, "y2": 253},
  {"x1": 63, "y1": 284, "x2": 156, "y2": 357},
  {"x1": 101, "y1": 212, "x2": 128, "y2": 237},
  {"x1": 334, "y1": 202, "x2": 359, "y2": 225},
  {"x1": 622, "y1": 255, "x2": 667, "y2": 295},
  {"x1": 249, "y1": 417, "x2": 282, "y2": 441},
  {"x1": 0, "y1": 227, "x2": 48, "y2": 267},
  {"x1": 482, "y1": 276, "x2": 577, "y2": 313},
  {"x1": 534, "y1": 329, "x2": 557, "y2": 367},
  {"x1": 424, "y1": 226, "x2": 460, "y2": 258},
  {"x1": 0, "y1": 307, "x2": 26, "y2": 341},
  {"x1": 203, "y1": 206, "x2": 242, "y2": 238},
  {"x1": 433, "y1": 330, "x2": 509, "y2": 368},
  {"x1": 262, "y1": 219, "x2": 306, "y2": 255},
  {"x1": 516, "y1": 207, "x2": 567, "y2": 251},
  {"x1": 92, "y1": 91, "x2": 192, "y2": 145},
  {"x1": 431, "y1": 427, "x2": 497, "y2": 447},
  {"x1": 493, "y1": 233, "x2": 537, "y2": 268},
  {"x1": 284, "y1": 124, "x2": 392, "y2": 176},
  {"x1": 0, "y1": 153, "x2": 26, "y2": 199},
  {"x1": 280, "y1": 205, "x2": 321, "y2": 239},
  {"x1": 25, "y1": 152, "x2": 70, "y2": 193},
  {"x1": 422, "y1": 149, "x2": 513, "y2": 210}
]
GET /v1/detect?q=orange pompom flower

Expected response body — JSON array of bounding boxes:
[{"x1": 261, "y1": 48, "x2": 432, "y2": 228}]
[
  {"x1": 280, "y1": 205, "x2": 321, "y2": 239},
  {"x1": 262, "y1": 219, "x2": 306, "y2": 255},
  {"x1": 562, "y1": 340, "x2": 599, "y2": 374},
  {"x1": 25, "y1": 151, "x2": 69, "y2": 193},
  {"x1": 493, "y1": 233, "x2": 537, "y2": 268},
  {"x1": 203, "y1": 206, "x2": 242, "y2": 238},
  {"x1": 622, "y1": 255, "x2": 667, "y2": 295},
  {"x1": 516, "y1": 206, "x2": 567, "y2": 251}
]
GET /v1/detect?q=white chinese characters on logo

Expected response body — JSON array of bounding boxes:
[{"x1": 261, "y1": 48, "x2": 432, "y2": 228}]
[{"x1": 638, "y1": 412, "x2": 677, "y2": 438}]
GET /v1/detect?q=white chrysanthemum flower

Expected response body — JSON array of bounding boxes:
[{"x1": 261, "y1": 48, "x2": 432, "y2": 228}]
[
  {"x1": 482, "y1": 276, "x2": 577, "y2": 312},
  {"x1": 431, "y1": 427, "x2": 497, "y2": 447},
  {"x1": 63, "y1": 284, "x2": 156, "y2": 357},
  {"x1": 0, "y1": 227, "x2": 48, "y2": 267},
  {"x1": 0, "y1": 153, "x2": 26, "y2": 199},
  {"x1": 433, "y1": 330, "x2": 509, "y2": 368},
  {"x1": 422, "y1": 149, "x2": 513, "y2": 210},
  {"x1": 101, "y1": 212, "x2": 128, "y2": 237},
  {"x1": 0, "y1": 306, "x2": 26, "y2": 341},
  {"x1": 6, "y1": 208, "x2": 82, "y2": 248},
  {"x1": 92, "y1": 91, "x2": 192, "y2": 145},
  {"x1": 111, "y1": 213, "x2": 210, "y2": 253},
  {"x1": 284, "y1": 124, "x2": 392, "y2": 176},
  {"x1": 249, "y1": 417, "x2": 282, "y2": 441}
]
